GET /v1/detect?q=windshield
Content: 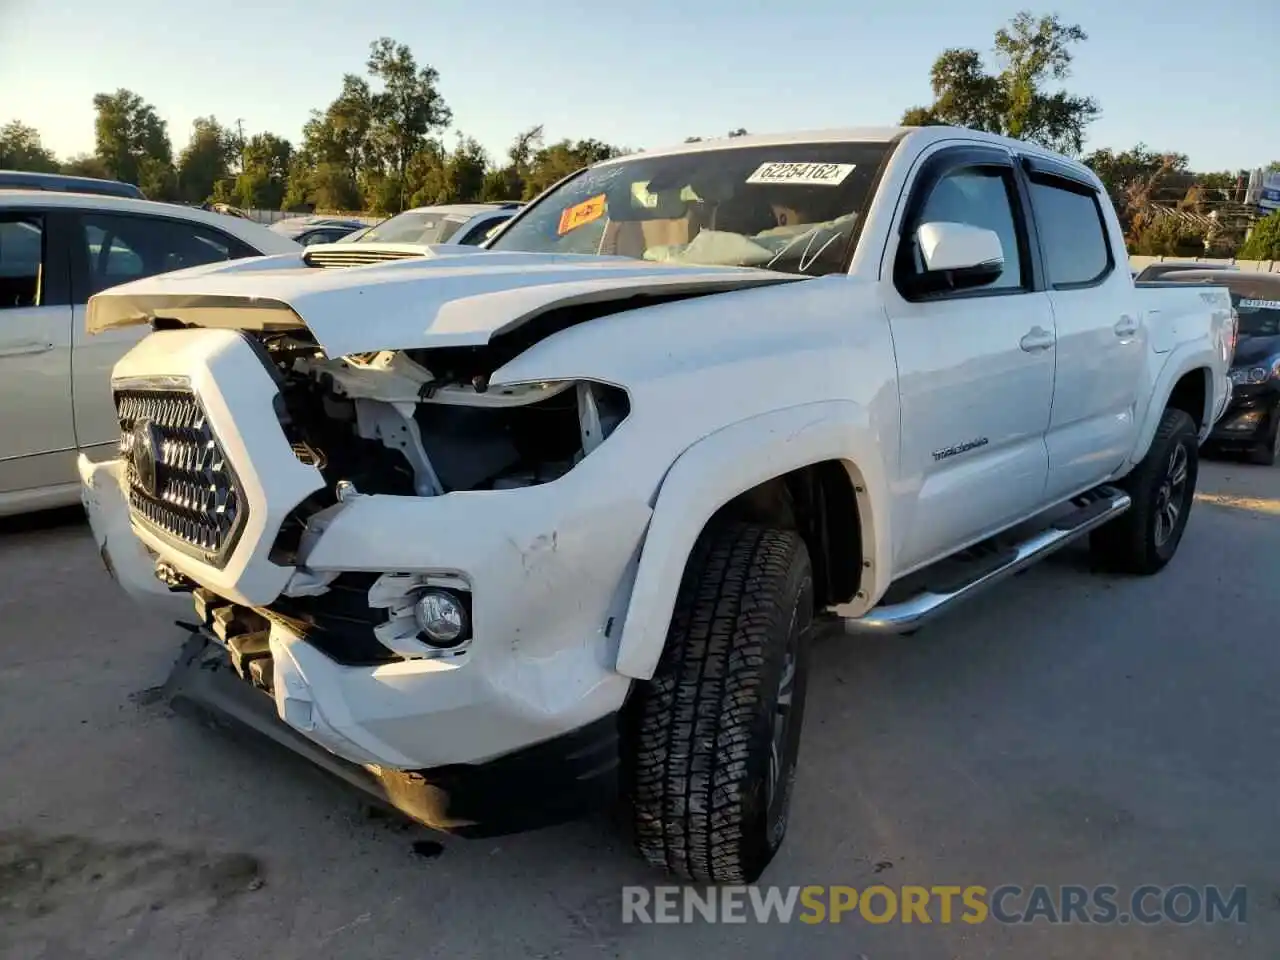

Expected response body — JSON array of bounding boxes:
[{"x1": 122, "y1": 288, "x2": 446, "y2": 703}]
[
  {"x1": 354, "y1": 211, "x2": 465, "y2": 245},
  {"x1": 1234, "y1": 293, "x2": 1280, "y2": 338},
  {"x1": 488, "y1": 141, "x2": 893, "y2": 276}
]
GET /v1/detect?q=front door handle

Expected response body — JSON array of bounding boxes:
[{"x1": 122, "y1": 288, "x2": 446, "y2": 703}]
[
  {"x1": 1114, "y1": 315, "x2": 1139, "y2": 338},
  {"x1": 1020, "y1": 326, "x2": 1055, "y2": 353},
  {"x1": 0, "y1": 341, "x2": 54, "y2": 358}
]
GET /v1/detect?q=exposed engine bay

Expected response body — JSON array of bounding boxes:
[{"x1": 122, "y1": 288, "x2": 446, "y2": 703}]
[{"x1": 251, "y1": 331, "x2": 630, "y2": 561}]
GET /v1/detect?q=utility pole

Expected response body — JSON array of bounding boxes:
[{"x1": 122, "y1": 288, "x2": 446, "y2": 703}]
[{"x1": 234, "y1": 118, "x2": 246, "y2": 175}]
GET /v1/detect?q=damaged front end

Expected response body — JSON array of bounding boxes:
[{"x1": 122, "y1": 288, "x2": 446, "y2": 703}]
[{"x1": 82, "y1": 320, "x2": 653, "y2": 797}]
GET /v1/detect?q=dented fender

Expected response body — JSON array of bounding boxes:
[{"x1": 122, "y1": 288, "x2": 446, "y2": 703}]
[{"x1": 614, "y1": 400, "x2": 893, "y2": 681}]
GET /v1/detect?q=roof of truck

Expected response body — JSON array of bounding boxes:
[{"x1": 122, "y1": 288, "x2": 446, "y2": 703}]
[{"x1": 602, "y1": 125, "x2": 1083, "y2": 169}]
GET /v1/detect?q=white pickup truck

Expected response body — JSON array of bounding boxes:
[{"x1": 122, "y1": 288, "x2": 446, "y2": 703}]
[{"x1": 80, "y1": 126, "x2": 1234, "y2": 884}]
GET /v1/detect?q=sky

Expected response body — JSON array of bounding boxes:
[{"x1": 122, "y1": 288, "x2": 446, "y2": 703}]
[{"x1": 1, "y1": 0, "x2": 1275, "y2": 173}]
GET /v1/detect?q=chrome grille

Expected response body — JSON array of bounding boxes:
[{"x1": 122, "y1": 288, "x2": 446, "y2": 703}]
[
  {"x1": 115, "y1": 387, "x2": 245, "y2": 565},
  {"x1": 302, "y1": 249, "x2": 423, "y2": 269}
]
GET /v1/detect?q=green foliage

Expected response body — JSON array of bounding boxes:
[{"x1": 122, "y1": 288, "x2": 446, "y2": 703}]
[
  {"x1": 61, "y1": 154, "x2": 110, "y2": 179},
  {"x1": 1081, "y1": 143, "x2": 1188, "y2": 239},
  {"x1": 0, "y1": 121, "x2": 59, "y2": 172},
  {"x1": 1239, "y1": 212, "x2": 1280, "y2": 261},
  {"x1": 176, "y1": 117, "x2": 237, "y2": 203},
  {"x1": 231, "y1": 133, "x2": 293, "y2": 209},
  {"x1": 1129, "y1": 217, "x2": 1205, "y2": 257},
  {"x1": 901, "y1": 11, "x2": 1099, "y2": 154},
  {"x1": 91, "y1": 89, "x2": 173, "y2": 191},
  {"x1": 366, "y1": 37, "x2": 452, "y2": 187}
]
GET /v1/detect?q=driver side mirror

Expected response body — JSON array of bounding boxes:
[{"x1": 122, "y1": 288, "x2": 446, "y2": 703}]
[{"x1": 904, "y1": 221, "x2": 1005, "y2": 295}]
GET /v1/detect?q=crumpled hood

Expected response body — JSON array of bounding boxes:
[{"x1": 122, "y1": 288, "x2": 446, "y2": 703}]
[{"x1": 84, "y1": 247, "x2": 801, "y2": 357}]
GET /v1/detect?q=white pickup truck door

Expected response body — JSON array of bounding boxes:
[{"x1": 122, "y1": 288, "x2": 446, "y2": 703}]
[
  {"x1": 1021, "y1": 160, "x2": 1144, "y2": 502},
  {"x1": 0, "y1": 211, "x2": 76, "y2": 493},
  {"x1": 881, "y1": 147, "x2": 1056, "y2": 574}
]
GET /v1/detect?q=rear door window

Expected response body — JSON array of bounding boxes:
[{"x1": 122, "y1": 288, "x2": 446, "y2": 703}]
[
  {"x1": 79, "y1": 213, "x2": 256, "y2": 298},
  {"x1": 1027, "y1": 177, "x2": 1114, "y2": 287}
]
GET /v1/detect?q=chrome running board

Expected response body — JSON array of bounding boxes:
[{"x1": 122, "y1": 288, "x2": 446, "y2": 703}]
[{"x1": 841, "y1": 485, "x2": 1131, "y2": 635}]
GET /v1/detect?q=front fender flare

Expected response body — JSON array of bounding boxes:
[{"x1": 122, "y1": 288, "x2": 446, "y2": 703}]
[{"x1": 614, "y1": 400, "x2": 892, "y2": 680}]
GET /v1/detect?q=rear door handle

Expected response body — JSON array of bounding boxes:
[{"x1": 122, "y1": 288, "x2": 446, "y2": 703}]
[
  {"x1": 1115, "y1": 315, "x2": 1139, "y2": 338},
  {"x1": 1020, "y1": 326, "x2": 1055, "y2": 353},
  {"x1": 0, "y1": 341, "x2": 54, "y2": 358}
]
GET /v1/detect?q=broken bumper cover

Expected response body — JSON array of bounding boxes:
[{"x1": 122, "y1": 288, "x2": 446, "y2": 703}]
[
  {"x1": 81, "y1": 449, "x2": 652, "y2": 776},
  {"x1": 170, "y1": 630, "x2": 621, "y2": 837},
  {"x1": 78, "y1": 455, "x2": 193, "y2": 622}
]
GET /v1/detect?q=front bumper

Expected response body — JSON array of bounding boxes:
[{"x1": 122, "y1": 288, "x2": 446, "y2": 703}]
[
  {"x1": 83, "y1": 328, "x2": 655, "y2": 777},
  {"x1": 82, "y1": 449, "x2": 648, "y2": 772},
  {"x1": 1208, "y1": 387, "x2": 1277, "y2": 447},
  {"x1": 168, "y1": 630, "x2": 620, "y2": 837}
]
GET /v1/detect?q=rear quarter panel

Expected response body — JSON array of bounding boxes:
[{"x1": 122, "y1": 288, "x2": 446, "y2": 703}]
[{"x1": 1126, "y1": 283, "x2": 1233, "y2": 465}]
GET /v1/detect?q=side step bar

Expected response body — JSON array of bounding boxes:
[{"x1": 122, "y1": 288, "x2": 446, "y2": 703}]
[{"x1": 841, "y1": 485, "x2": 1131, "y2": 635}]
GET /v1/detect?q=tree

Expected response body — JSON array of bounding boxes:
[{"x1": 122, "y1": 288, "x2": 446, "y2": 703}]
[
  {"x1": 521, "y1": 137, "x2": 622, "y2": 199},
  {"x1": 0, "y1": 121, "x2": 60, "y2": 172},
  {"x1": 901, "y1": 11, "x2": 1099, "y2": 154},
  {"x1": 176, "y1": 116, "x2": 235, "y2": 203},
  {"x1": 366, "y1": 38, "x2": 452, "y2": 206},
  {"x1": 232, "y1": 132, "x2": 292, "y2": 209},
  {"x1": 1130, "y1": 216, "x2": 1205, "y2": 257},
  {"x1": 302, "y1": 74, "x2": 374, "y2": 185},
  {"x1": 1239, "y1": 211, "x2": 1280, "y2": 261},
  {"x1": 62, "y1": 154, "x2": 110, "y2": 179},
  {"x1": 91, "y1": 89, "x2": 173, "y2": 188},
  {"x1": 1082, "y1": 144, "x2": 1189, "y2": 242}
]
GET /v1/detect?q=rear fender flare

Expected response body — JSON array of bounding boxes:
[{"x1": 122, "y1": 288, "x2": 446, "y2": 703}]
[
  {"x1": 614, "y1": 400, "x2": 891, "y2": 680},
  {"x1": 1128, "y1": 345, "x2": 1216, "y2": 467}
]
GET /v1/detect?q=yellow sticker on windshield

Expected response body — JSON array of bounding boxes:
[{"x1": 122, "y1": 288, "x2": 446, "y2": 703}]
[{"x1": 558, "y1": 194, "x2": 606, "y2": 235}]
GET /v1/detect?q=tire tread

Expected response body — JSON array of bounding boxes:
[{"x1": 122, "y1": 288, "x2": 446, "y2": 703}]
[{"x1": 625, "y1": 523, "x2": 807, "y2": 883}]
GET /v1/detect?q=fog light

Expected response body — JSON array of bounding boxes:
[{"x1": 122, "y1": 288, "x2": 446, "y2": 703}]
[{"x1": 413, "y1": 589, "x2": 468, "y2": 647}]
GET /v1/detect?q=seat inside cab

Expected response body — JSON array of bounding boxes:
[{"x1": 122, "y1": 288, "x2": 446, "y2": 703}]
[{"x1": 598, "y1": 183, "x2": 701, "y2": 258}]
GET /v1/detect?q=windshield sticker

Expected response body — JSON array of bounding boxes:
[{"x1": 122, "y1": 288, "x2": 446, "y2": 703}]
[
  {"x1": 745, "y1": 162, "x2": 856, "y2": 186},
  {"x1": 558, "y1": 194, "x2": 607, "y2": 235},
  {"x1": 1237, "y1": 298, "x2": 1280, "y2": 311}
]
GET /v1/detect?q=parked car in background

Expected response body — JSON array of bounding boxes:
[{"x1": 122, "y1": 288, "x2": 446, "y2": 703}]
[
  {"x1": 81, "y1": 125, "x2": 1231, "y2": 884},
  {"x1": 269, "y1": 216, "x2": 369, "y2": 246},
  {"x1": 0, "y1": 191, "x2": 300, "y2": 516},
  {"x1": 1, "y1": 169, "x2": 145, "y2": 200},
  {"x1": 340, "y1": 202, "x2": 521, "y2": 247},
  {"x1": 1159, "y1": 269, "x2": 1280, "y2": 464},
  {"x1": 296, "y1": 203, "x2": 523, "y2": 268},
  {"x1": 198, "y1": 202, "x2": 254, "y2": 219}
]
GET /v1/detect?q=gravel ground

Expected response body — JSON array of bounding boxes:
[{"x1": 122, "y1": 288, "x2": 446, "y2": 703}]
[{"x1": 1, "y1": 459, "x2": 1277, "y2": 959}]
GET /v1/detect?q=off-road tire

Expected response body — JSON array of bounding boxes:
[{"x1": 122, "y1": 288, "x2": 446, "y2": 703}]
[
  {"x1": 623, "y1": 523, "x2": 814, "y2": 883},
  {"x1": 1246, "y1": 403, "x2": 1280, "y2": 466},
  {"x1": 1090, "y1": 407, "x2": 1199, "y2": 575}
]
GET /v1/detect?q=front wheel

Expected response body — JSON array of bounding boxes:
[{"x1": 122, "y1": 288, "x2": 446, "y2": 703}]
[
  {"x1": 1090, "y1": 407, "x2": 1199, "y2": 575},
  {"x1": 623, "y1": 523, "x2": 814, "y2": 884}
]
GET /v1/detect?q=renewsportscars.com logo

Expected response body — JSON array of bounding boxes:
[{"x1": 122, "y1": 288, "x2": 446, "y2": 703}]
[{"x1": 621, "y1": 884, "x2": 1249, "y2": 925}]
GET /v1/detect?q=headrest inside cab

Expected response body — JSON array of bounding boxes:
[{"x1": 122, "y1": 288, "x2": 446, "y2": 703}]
[{"x1": 603, "y1": 181, "x2": 689, "y2": 221}]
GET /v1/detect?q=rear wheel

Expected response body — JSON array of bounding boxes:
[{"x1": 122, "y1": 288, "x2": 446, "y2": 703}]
[
  {"x1": 1090, "y1": 407, "x2": 1199, "y2": 574},
  {"x1": 623, "y1": 523, "x2": 813, "y2": 883}
]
